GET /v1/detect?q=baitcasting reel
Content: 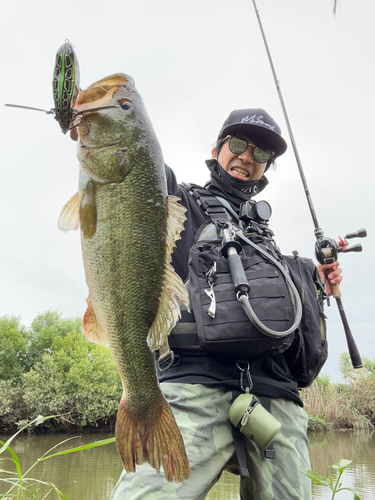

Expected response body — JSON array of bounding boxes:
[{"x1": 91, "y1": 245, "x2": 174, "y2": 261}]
[
  {"x1": 315, "y1": 228, "x2": 367, "y2": 266},
  {"x1": 315, "y1": 227, "x2": 367, "y2": 369}
]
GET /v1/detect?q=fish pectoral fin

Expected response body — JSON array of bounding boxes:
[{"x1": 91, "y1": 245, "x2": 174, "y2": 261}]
[
  {"x1": 83, "y1": 296, "x2": 108, "y2": 344},
  {"x1": 165, "y1": 196, "x2": 187, "y2": 261},
  {"x1": 116, "y1": 394, "x2": 190, "y2": 483},
  {"x1": 79, "y1": 179, "x2": 97, "y2": 239},
  {"x1": 147, "y1": 196, "x2": 189, "y2": 352},
  {"x1": 147, "y1": 265, "x2": 189, "y2": 352},
  {"x1": 58, "y1": 192, "x2": 80, "y2": 232}
]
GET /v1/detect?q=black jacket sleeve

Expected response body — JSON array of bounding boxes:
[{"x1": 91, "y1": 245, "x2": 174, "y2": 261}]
[{"x1": 282, "y1": 255, "x2": 328, "y2": 388}]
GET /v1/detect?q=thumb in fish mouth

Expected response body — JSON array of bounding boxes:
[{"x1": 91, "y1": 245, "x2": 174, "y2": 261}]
[{"x1": 70, "y1": 128, "x2": 78, "y2": 141}]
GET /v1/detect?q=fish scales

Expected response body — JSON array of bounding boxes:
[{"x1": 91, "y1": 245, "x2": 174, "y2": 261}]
[
  {"x1": 83, "y1": 172, "x2": 166, "y2": 404},
  {"x1": 59, "y1": 73, "x2": 190, "y2": 482}
]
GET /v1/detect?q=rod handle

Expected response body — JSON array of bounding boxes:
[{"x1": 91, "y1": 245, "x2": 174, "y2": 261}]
[
  {"x1": 335, "y1": 297, "x2": 363, "y2": 369},
  {"x1": 325, "y1": 270, "x2": 341, "y2": 298}
]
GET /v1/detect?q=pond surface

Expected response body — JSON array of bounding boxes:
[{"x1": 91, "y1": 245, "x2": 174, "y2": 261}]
[{"x1": 1, "y1": 430, "x2": 374, "y2": 499}]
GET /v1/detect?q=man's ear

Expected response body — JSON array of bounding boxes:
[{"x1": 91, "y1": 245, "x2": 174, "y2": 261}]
[{"x1": 212, "y1": 147, "x2": 217, "y2": 159}]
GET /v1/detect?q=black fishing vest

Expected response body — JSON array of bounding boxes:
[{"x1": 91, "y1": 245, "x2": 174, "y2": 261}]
[
  {"x1": 169, "y1": 186, "x2": 301, "y2": 356},
  {"x1": 166, "y1": 184, "x2": 328, "y2": 388}
]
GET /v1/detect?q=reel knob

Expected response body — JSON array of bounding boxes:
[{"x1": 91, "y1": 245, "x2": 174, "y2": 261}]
[
  {"x1": 345, "y1": 228, "x2": 367, "y2": 239},
  {"x1": 343, "y1": 244, "x2": 363, "y2": 254}
]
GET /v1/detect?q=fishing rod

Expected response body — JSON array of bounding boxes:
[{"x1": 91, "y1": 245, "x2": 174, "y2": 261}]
[{"x1": 251, "y1": 0, "x2": 366, "y2": 368}]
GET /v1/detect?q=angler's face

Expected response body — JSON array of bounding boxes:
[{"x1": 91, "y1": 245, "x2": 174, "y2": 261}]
[{"x1": 212, "y1": 135, "x2": 268, "y2": 181}]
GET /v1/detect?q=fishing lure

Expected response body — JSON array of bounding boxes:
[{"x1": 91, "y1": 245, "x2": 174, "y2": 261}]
[
  {"x1": 52, "y1": 40, "x2": 80, "y2": 133},
  {"x1": 5, "y1": 40, "x2": 116, "y2": 132}
]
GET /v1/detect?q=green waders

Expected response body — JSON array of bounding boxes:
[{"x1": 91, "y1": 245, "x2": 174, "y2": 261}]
[{"x1": 110, "y1": 383, "x2": 312, "y2": 500}]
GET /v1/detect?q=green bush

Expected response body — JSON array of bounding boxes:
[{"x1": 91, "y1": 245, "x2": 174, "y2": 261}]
[
  {"x1": 22, "y1": 331, "x2": 122, "y2": 429},
  {"x1": 0, "y1": 315, "x2": 29, "y2": 382},
  {"x1": 0, "y1": 311, "x2": 122, "y2": 432},
  {"x1": 315, "y1": 373, "x2": 331, "y2": 392}
]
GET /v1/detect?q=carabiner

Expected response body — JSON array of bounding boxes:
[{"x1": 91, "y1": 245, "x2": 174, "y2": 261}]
[{"x1": 236, "y1": 361, "x2": 253, "y2": 392}]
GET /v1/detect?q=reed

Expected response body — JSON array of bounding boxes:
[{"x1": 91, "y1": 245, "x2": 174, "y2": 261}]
[{"x1": 301, "y1": 373, "x2": 374, "y2": 431}]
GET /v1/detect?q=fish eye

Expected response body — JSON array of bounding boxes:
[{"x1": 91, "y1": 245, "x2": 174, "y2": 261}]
[{"x1": 119, "y1": 99, "x2": 132, "y2": 111}]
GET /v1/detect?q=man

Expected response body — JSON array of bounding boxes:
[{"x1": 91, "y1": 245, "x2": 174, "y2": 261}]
[{"x1": 111, "y1": 108, "x2": 342, "y2": 500}]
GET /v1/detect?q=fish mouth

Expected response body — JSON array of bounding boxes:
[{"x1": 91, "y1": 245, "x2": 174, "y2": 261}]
[
  {"x1": 79, "y1": 142, "x2": 127, "y2": 153},
  {"x1": 77, "y1": 104, "x2": 118, "y2": 115}
]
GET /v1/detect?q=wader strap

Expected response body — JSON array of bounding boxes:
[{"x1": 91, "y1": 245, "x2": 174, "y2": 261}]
[
  {"x1": 232, "y1": 425, "x2": 250, "y2": 477},
  {"x1": 182, "y1": 183, "x2": 230, "y2": 226},
  {"x1": 261, "y1": 396, "x2": 276, "y2": 459},
  {"x1": 231, "y1": 389, "x2": 250, "y2": 477}
]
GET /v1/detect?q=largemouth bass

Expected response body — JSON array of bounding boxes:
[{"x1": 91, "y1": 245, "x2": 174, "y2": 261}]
[{"x1": 58, "y1": 73, "x2": 190, "y2": 483}]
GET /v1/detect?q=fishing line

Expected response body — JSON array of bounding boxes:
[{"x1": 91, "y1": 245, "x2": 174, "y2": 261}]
[
  {"x1": 72, "y1": 43, "x2": 113, "y2": 97},
  {"x1": 78, "y1": 44, "x2": 203, "y2": 105},
  {"x1": 75, "y1": 49, "x2": 172, "y2": 105},
  {"x1": 250, "y1": 0, "x2": 365, "y2": 369}
]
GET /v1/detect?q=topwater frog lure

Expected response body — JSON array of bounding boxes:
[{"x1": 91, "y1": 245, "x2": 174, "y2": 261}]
[
  {"x1": 5, "y1": 40, "x2": 80, "y2": 133},
  {"x1": 5, "y1": 40, "x2": 115, "y2": 133},
  {"x1": 52, "y1": 40, "x2": 81, "y2": 132}
]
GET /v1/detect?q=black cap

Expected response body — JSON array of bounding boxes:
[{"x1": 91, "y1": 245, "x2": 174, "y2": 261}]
[{"x1": 217, "y1": 108, "x2": 287, "y2": 158}]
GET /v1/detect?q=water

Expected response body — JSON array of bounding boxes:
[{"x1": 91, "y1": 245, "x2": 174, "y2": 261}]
[
  {"x1": 308, "y1": 431, "x2": 375, "y2": 499},
  {"x1": 0, "y1": 433, "x2": 122, "y2": 500},
  {"x1": 1, "y1": 431, "x2": 374, "y2": 499}
]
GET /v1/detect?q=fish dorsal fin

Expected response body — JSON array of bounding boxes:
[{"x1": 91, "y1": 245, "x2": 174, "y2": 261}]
[
  {"x1": 83, "y1": 296, "x2": 108, "y2": 344},
  {"x1": 147, "y1": 196, "x2": 189, "y2": 352},
  {"x1": 58, "y1": 192, "x2": 80, "y2": 232}
]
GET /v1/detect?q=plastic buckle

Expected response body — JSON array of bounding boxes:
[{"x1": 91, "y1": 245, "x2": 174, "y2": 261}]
[
  {"x1": 158, "y1": 350, "x2": 180, "y2": 373},
  {"x1": 264, "y1": 447, "x2": 276, "y2": 459}
]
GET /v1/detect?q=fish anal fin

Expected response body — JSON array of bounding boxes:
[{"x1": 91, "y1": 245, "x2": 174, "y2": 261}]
[
  {"x1": 58, "y1": 192, "x2": 80, "y2": 232},
  {"x1": 83, "y1": 296, "x2": 108, "y2": 344},
  {"x1": 115, "y1": 394, "x2": 190, "y2": 483},
  {"x1": 147, "y1": 196, "x2": 189, "y2": 351},
  {"x1": 79, "y1": 180, "x2": 97, "y2": 239}
]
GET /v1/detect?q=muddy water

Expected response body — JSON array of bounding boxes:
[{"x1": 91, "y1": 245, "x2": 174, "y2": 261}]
[{"x1": 1, "y1": 431, "x2": 374, "y2": 499}]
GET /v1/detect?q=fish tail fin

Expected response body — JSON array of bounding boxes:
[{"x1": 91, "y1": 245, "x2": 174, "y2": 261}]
[{"x1": 115, "y1": 394, "x2": 190, "y2": 483}]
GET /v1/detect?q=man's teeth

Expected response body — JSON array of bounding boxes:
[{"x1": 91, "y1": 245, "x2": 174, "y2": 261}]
[{"x1": 232, "y1": 167, "x2": 248, "y2": 177}]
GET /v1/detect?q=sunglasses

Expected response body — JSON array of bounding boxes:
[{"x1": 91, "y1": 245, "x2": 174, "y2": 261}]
[{"x1": 220, "y1": 134, "x2": 274, "y2": 164}]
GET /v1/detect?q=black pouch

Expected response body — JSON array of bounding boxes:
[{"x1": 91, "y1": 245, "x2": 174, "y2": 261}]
[{"x1": 188, "y1": 220, "x2": 296, "y2": 355}]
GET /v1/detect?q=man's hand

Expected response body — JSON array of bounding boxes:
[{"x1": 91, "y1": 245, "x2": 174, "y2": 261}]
[{"x1": 317, "y1": 261, "x2": 343, "y2": 296}]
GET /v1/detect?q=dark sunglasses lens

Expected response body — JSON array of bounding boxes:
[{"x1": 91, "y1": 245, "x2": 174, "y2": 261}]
[
  {"x1": 253, "y1": 147, "x2": 272, "y2": 163},
  {"x1": 229, "y1": 136, "x2": 247, "y2": 154},
  {"x1": 229, "y1": 136, "x2": 272, "y2": 163}
]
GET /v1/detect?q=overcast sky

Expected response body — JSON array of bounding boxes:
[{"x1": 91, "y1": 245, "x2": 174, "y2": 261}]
[{"x1": 1, "y1": 0, "x2": 374, "y2": 381}]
